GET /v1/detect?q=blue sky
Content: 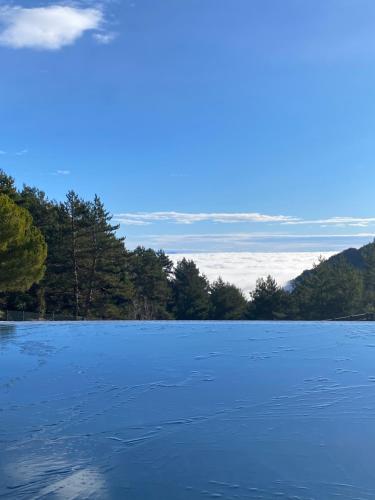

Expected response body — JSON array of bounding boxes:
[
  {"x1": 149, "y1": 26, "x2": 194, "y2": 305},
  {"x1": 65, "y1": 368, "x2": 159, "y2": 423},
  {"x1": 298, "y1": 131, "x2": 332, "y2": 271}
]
[{"x1": 1, "y1": 0, "x2": 375, "y2": 255}]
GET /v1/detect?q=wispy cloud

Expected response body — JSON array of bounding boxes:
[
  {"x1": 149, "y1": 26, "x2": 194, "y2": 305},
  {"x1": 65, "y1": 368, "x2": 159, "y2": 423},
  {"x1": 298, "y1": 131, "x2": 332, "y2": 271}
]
[
  {"x1": 0, "y1": 148, "x2": 29, "y2": 155},
  {"x1": 115, "y1": 211, "x2": 299, "y2": 225},
  {"x1": 93, "y1": 31, "x2": 117, "y2": 45},
  {"x1": 283, "y1": 217, "x2": 375, "y2": 227},
  {"x1": 0, "y1": 148, "x2": 29, "y2": 156},
  {"x1": 116, "y1": 211, "x2": 375, "y2": 229},
  {"x1": 117, "y1": 218, "x2": 151, "y2": 226},
  {"x1": 15, "y1": 148, "x2": 28, "y2": 156},
  {"x1": 0, "y1": 5, "x2": 106, "y2": 50},
  {"x1": 55, "y1": 169, "x2": 71, "y2": 176}
]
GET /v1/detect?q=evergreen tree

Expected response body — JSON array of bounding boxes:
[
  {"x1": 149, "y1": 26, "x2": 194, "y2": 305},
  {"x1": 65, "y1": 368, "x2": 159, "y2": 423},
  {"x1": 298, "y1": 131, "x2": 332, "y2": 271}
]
[
  {"x1": 361, "y1": 241, "x2": 375, "y2": 311},
  {"x1": 172, "y1": 258, "x2": 210, "y2": 320},
  {"x1": 81, "y1": 195, "x2": 132, "y2": 319},
  {"x1": 292, "y1": 257, "x2": 363, "y2": 320},
  {"x1": 129, "y1": 247, "x2": 173, "y2": 319},
  {"x1": 249, "y1": 275, "x2": 291, "y2": 320},
  {"x1": 0, "y1": 194, "x2": 47, "y2": 292},
  {"x1": 62, "y1": 191, "x2": 89, "y2": 319},
  {"x1": 1, "y1": 167, "x2": 371, "y2": 322},
  {"x1": 17, "y1": 186, "x2": 61, "y2": 316},
  {"x1": 210, "y1": 278, "x2": 247, "y2": 319},
  {"x1": 50, "y1": 192, "x2": 133, "y2": 319},
  {"x1": 0, "y1": 170, "x2": 18, "y2": 200}
]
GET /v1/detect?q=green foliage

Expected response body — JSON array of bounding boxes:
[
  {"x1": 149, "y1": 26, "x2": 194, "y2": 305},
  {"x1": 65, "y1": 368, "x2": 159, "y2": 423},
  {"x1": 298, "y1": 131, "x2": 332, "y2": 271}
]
[
  {"x1": 292, "y1": 257, "x2": 363, "y2": 320},
  {"x1": 172, "y1": 258, "x2": 210, "y2": 320},
  {"x1": 1, "y1": 167, "x2": 375, "y2": 322},
  {"x1": 128, "y1": 247, "x2": 173, "y2": 319},
  {"x1": 0, "y1": 175, "x2": 133, "y2": 319},
  {"x1": 0, "y1": 170, "x2": 18, "y2": 200},
  {"x1": 360, "y1": 242, "x2": 375, "y2": 311},
  {"x1": 249, "y1": 275, "x2": 291, "y2": 320},
  {"x1": 210, "y1": 278, "x2": 247, "y2": 319},
  {"x1": 51, "y1": 191, "x2": 133, "y2": 319},
  {"x1": 0, "y1": 194, "x2": 47, "y2": 292}
]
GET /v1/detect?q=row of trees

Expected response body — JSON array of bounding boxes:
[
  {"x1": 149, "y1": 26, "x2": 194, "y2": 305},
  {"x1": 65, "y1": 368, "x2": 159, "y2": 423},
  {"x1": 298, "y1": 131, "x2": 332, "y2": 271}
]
[
  {"x1": 0, "y1": 169, "x2": 374, "y2": 321},
  {"x1": 0, "y1": 171, "x2": 250, "y2": 320}
]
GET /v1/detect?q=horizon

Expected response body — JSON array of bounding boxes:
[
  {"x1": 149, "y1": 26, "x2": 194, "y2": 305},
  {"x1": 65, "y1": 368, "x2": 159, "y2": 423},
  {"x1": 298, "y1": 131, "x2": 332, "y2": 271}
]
[{"x1": 1, "y1": 0, "x2": 375, "y2": 288}]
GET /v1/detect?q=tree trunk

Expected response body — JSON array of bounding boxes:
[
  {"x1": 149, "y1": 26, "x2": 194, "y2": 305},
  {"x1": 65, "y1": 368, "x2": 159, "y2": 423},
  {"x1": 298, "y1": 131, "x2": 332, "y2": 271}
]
[{"x1": 70, "y1": 206, "x2": 80, "y2": 320}]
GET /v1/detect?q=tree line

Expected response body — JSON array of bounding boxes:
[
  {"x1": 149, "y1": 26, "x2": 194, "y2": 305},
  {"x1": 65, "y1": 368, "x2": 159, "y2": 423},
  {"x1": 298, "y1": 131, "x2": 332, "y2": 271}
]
[{"x1": 0, "y1": 170, "x2": 374, "y2": 320}]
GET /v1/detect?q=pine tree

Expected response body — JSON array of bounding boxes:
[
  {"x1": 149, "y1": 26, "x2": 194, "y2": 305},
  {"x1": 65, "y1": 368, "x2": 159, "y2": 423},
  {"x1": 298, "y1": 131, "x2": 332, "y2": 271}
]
[
  {"x1": 129, "y1": 247, "x2": 173, "y2": 319},
  {"x1": 0, "y1": 194, "x2": 47, "y2": 292},
  {"x1": 172, "y1": 258, "x2": 210, "y2": 320},
  {"x1": 63, "y1": 191, "x2": 89, "y2": 319},
  {"x1": 18, "y1": 185, "x2": 61, "y2": 316},
  {"x1": 249, "y1": 275, "x2": 291, "y2": 320},
  {"x1": 0, "y1": 170, "x2": 18, "y2": 200},
  {"x1": 81, "y1": 195, "x2": 132, "y2": 319},
  {"x1": 210, "y1": 278, "x2": 247, "y2": 319},
  {"x1": 292, "y1": 257, "x2": 363, "y2": 320},
  {"x1": 361, "y1": 241, "x2": 375, "y2": 311}
]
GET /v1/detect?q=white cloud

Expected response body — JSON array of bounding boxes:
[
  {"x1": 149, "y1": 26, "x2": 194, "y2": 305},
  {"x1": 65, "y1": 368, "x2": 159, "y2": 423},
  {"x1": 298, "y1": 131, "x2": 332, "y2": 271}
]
[
  {"x1": 0, "y1": 5, "x2": 103, "y2": 50},
  {"x1": 93, "y1": 31, "x2": 116, "y2": 44},
  {"x1": 284, "y1": 216, "x2": 375, "y2": 227},
  {"x1": 56, "y1": 169, "x2": 70, "y2": 175},
  {"x1": 15, "y1": 148, "x2": 28, "y2": 155},
  {"x1": 115, "y1": 211, "x2": 299, "y2": 225},
  {"x1": 125, "y1": 232, "x2": 375, "y2": 253},
  {"x1": 169, "y1": 252, "x2": 336, "y2": 294},
  {"x1": 116, "y1": 212, "x2": 375, "y2": 229},
  {"x1": 0, "y1": 148, "x2": 30, "y2": 155},
  {"x1": 118, "y1": 218, "x2": 151, "y2": 226}
]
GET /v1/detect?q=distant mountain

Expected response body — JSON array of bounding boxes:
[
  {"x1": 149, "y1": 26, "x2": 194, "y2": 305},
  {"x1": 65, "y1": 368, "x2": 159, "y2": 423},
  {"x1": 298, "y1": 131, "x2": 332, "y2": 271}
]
[{"x1": 293, "y1": 241, "x2": 375, "y2": 285}]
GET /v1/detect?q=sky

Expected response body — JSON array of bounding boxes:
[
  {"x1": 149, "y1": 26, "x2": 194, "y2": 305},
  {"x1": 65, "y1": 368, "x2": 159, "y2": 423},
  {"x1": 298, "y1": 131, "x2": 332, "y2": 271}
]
[{"x1": 1, "y1": 0, "x2": 375, "y2": 289}]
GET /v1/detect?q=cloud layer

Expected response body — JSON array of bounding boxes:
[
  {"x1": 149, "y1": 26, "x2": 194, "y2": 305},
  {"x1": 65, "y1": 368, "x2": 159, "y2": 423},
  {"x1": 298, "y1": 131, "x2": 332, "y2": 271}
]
[
  {"x1": 126, "y1": 232, "x2": 374, "y2": 253},
  {"x1": 0, "y1": 5, "x2": 103, "y2": 50},
  {"x1": 169, "y1": 252, "x2": 336, "y2": 294}
]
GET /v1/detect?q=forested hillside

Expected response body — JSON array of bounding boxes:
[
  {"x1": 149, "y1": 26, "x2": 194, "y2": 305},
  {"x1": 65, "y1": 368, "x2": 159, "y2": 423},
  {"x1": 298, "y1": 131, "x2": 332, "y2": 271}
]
[
  {"x1": 0, "y1": 169, "x2": 374, "y2": 321},
  {"x1": 290, "y1": 245, "x2": 375, "y2": 320}
]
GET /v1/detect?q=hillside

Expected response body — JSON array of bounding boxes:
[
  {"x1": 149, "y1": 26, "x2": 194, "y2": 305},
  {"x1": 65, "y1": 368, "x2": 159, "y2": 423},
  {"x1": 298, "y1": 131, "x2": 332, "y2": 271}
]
[
  {"x1": 288, "y1": 240, "x2": 375, "y2": 320},
  {"x1": 293, "y1": 241, "x2": 375, "y2": 285}
]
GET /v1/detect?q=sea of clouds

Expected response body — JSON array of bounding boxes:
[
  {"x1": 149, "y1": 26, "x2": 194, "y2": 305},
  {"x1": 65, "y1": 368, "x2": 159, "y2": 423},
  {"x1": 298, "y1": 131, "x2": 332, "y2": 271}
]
[{"x1": 168, "y1": 252, "x2": 336, "y2": 295}]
